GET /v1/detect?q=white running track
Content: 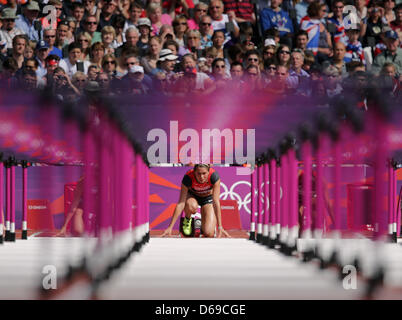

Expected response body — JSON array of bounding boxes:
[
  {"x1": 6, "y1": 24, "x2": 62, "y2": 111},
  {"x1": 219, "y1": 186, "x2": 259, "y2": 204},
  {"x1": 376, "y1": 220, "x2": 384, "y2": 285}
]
[{"x1": 0, "y1": 237, "x2": 387, "y2": 300}]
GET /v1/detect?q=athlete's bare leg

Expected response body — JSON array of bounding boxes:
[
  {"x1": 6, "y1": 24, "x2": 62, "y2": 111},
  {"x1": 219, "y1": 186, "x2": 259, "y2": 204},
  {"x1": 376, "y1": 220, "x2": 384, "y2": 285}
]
[
  {"x1": 201, "y1": 204, "x2": 216, "y2": 238},
  {"x1": 184, "y1": 197, "x2": 198, "y2": 218}
]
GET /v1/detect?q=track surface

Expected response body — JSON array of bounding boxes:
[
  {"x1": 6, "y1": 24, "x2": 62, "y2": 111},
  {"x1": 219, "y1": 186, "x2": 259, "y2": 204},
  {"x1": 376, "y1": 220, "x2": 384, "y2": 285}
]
[{"x1": 2, "y1": 237, "x2": 402, "y2": 299}]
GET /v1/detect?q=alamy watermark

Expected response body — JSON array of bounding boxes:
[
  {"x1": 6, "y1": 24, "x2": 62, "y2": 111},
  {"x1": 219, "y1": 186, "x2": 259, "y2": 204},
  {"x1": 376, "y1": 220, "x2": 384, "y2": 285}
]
[
  {"x1": 147, "y1": 121, "x2": 255, "y2": 175},
  {"x1": 342, "y1": 265, "x2": 357, "y2": 290},
  {"x1": 42, "y1": 265, "x2": 57, "y2": 290}
]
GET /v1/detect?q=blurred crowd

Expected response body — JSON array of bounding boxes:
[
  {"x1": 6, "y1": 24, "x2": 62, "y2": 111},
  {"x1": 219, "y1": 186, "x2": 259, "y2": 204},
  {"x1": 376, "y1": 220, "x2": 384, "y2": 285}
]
[{"x1": 0, "y1": 0, "x2": 401, "y2": 108}]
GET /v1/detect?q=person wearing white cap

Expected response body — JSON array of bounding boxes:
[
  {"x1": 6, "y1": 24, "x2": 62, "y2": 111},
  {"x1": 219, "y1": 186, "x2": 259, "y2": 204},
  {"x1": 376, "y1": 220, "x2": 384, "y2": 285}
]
[
  {"x1": 158, "y1": 48, "x2": 178, "y2": 80},
  {"x1": 15, "y1": 1, "x2": 40, "y2": 41},
  {"x1": 0, "y1": 8, "x2": 23, "y2": 50},
  {"x1": 127, "y1": 64, "x2": 150, "y2": 95}
]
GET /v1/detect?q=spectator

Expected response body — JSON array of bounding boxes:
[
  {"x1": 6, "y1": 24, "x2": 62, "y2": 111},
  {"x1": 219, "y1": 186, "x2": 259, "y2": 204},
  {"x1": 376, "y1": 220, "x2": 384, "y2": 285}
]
[
  {"x1": 295, "y1": 0, "x2": 315, "y2": 25},
  {"x1": 209, "y1": 0, "x2": 239, "y2": 44},
  {"x1": 302, "y1": 51, "x2": 315, "y2": 71},
  {"x1": 199, "y1": 15, "x2": 213, "y2": 49},
  {"x1": 222, "y1": 0, "x2": 256, "y2": 25},
  {"x1": 294, "y1": 30, "x2": 310, "y2": 54},
  {"x1": 263, "y1": 57, "x2": 277, "y2": 85},
  {"x1": 276, "y1": 44, "x2": 291, "y2": 67},
  {"x1": 187, "y1": 2, "x2": 208, "y2": 30},
  {"x1": 211, "y1": 57, "x2": 229, "y2": 83},
  {"x1": 119, "y1": 26, "x2": 140, "y2": 56},
  {"x1": 244, "y1": 49, "x2": 262, "y2": 71},
  {"x1": 101, "y1": 26, "x2": 118, "y2": 54},
  {"x1": 362, "y1": 1, "x2": 386, "y2": 48},
  {"x1": 35, "y1": 40, "x2": 50, "y2": 78},
  {"x1": 122, "y1": 64, "x2": 150, "y2": 94},
  {"x1": 72, "y1": 2, "x2": 85, "y2": 31},
  {"x1": 181, "y1": 53, "x2": 215, "y2": 93},
  {"x1": 51, "y1": 66, "x2": 81, "y2": 100},
  {"x1": 344, "y1": 26, "x2": 365, "y2": 65},
  {"x1": 288, "y1": 49, "x2": 310, "y2": 93},
  {"x1": 355, "y1": 0, "x2": 368, "y2": 23},
  {"x1": 1, "y1": 57, "x2": 19, "y2": 88},
  {"x1": 172, "y1": 15, "x2": 188, "y2": 47},
  {"x1": 89, "y1": 42, "x2": 105, "y2": 67},
  {"x1": 15, "y1": 1, "x2": 40, "y2": 41},
  {"x1": 137, "y1": 18, "x2": 152, "y2": 52},
  {"x1": 147, "y1": 3, "x2": 172, "y2": 36},
  {"x1": 83, "y1": 0, "x2": 98, "y2": 16},
  {"x1": 371, "y1": 30, "x2": 402, "y2": 76},
  {"x1": 203, "y1": 46, "x2": 219, "y2": 74},
  {"x1": 244, "y1": 64, "x2": 263, "y2": 92},
  {"x1": 112, "y1": 14, "x2": 126, "y2": 46},
  {"x1": 18, "y1": 68, "x2": 37, "y2": 92},
  {"x1": 123, "y1": 1, "x2": 143, "y2": 34},
  {"x1": 87, "y1": 64, "x2": 101, "y2": 81},
  {"x1": 184, "y1": 29, "x2": 202, "y2": 60},
  {"x1": 83, "y1": 15, "x2": 102, "y2": 44},
  {"x1": 43, "y1": 28, "x2": 63, "y2": 58},
  {"x1": 97, "y1": 0, "x2": 119, "y2": 30},
  {"x1": 72, "y1": 71, "x2": 88, "y2": 93},
  {"x1": 265, "y1": 64, "x2": 291, "y2": 95},
  {"x1": 59, "y1": 42, "x2": 91, "y2": 77},
  {"x1": 76, "y1": 32, "x2": 92, "y2": 60},
  {"x1": 157, "y1": 48, "x2": 178, "y2": 79},
  {"x1": 260, "y1": 0, "x2": 293, "y2": 39},
  {"x1": 327, "y1": 0, "x2": 347, "y2": 45},
  {"x1": 229, "y1": 61, "x2": 244, "y2": 82},
  {"x1": 322, "y1": 41, "x2": 348, "y2": 77},
  {"x1": 211, "y1": 30, "x2": 225, "y2": 58},
  {"x1": 322, "y1": 65, "x2": 343, "y2": 98},
  {"x1": 163, "y1": 0, "x2": 194, "y2": 19},
  {"x1": 141, "y1": 35, "x2": 161, "y2": 73},
  {"x1": 97, "y1": 71, "x2": 112, "y2": 93},
  {"x1": 300, "y1": 2, "x2": 332, "y2": 62},
  {"x1": 102, "y1": 53, "x2": 117, "y2": 77},
  {"x1": 390, "y1": 4, "x2": 402, "y2": 39},
  {"x1": 262, "y1": 41, "x2": 276, "y2": 63},
  {"x1": 55, "y1": 20, "x2": 71, "y2": 55},
  {"x1": 10, "y1": 34, "x2": 27, "y2": 69},
  {"x1": 24, "y1": 40, "x2": 35, "y2": 60},
  {"x1": 0, "y1": 8, "x2": 23, "y2": 50},
  {"x1": 383, "y1": 0, "x2": 396, "y2": 25},
  {"x1": 43, "y1": 54, "x2": 60, "y2": 84}
]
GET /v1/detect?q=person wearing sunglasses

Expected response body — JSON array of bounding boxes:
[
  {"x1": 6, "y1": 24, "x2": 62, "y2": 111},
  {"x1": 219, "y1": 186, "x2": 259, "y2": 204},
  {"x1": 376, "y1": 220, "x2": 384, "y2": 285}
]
[
  {"x1": 172, "y1": 15, "x2": 188, "y2": 47},
  {"x1": 83, "y1": 15, "x2": 102, "y2": 44},
  {"x1": 198, "y1": 15, "x2": 213, "y2": 49},
  {"x1": 276, "y1": 44, "x2": 291, "y2": 67},
  {"x1": 187, "y1": 2, "x2": 208, "y2": 30},
  {"x1": 43, "y1": 28, "x2": 63, "y2": 58},
  {"x1": 244, "y1": 49, "x2": 262, "y2": 71}
]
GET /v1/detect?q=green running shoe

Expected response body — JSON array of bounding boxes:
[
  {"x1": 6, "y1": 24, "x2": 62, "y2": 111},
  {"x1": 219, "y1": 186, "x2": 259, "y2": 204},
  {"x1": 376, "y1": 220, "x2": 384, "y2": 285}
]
[{"x1": 182, "y1": 217, "x2": 192, "y2": 236}]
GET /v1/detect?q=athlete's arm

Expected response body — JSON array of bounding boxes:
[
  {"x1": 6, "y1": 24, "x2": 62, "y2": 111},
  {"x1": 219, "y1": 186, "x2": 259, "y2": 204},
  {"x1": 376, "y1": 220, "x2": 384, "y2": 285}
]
[
  {"x1": 212, "y1": 180, "x2": 231, "y2": 238},
  {"x1": 161, "y1": 184, "x2": 189, "y2": 237}
]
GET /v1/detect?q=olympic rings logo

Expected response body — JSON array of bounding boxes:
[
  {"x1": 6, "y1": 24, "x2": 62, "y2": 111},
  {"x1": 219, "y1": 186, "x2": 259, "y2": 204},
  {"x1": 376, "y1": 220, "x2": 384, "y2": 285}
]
[{"x1": 220, "y1": 181, "x2": 283, "y2": 215}]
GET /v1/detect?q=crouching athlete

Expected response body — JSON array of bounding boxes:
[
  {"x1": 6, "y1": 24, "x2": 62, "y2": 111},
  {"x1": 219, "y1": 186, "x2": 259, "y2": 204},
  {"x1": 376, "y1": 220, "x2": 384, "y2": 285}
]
[{"x1": 161, "y1": 164, "x2": 230, "y2": 238}]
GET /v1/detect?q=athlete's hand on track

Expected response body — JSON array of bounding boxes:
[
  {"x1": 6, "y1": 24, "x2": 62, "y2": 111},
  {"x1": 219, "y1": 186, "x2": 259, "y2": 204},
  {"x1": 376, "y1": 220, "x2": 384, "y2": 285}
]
[
  {"x1": 217, "y1": 228, "x2": 231, "y2": 238},
  {"x1": 161, "y1": 227, "x2": 173, "y2": 237}
]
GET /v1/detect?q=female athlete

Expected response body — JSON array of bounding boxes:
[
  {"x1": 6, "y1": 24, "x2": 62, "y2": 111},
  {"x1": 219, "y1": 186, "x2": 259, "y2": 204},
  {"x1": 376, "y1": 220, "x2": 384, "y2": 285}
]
[{"x1": 161, "y1": 164, "x2": 230, "y2": 238}]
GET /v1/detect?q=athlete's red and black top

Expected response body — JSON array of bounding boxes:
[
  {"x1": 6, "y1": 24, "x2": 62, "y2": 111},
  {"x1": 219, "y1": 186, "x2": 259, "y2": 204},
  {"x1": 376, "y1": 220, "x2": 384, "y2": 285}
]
[{"x1": 182, "y1": 168, "x2": 220, "y2": 198}]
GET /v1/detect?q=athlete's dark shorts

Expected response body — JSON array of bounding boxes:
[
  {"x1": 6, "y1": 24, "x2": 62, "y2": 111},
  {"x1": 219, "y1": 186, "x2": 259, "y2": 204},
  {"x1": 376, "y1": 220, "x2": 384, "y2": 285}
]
[{"x1": 189, "y1": 193, "x2": 213, "y2": 207}]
